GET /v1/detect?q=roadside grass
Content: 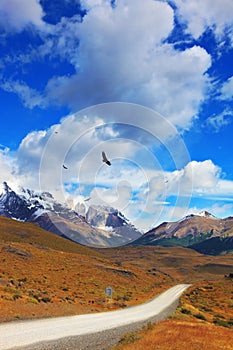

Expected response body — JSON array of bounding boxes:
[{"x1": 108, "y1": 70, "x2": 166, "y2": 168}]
[
  {"x1": 175, "y1": 279, "x2": 233, "y2": 326},
  {"x1": 111, "y1": 278, "x2": 233, "y2": 349},
  {"x1": 110, "y1": 319, "x2": 233, "y2": 350},
  {"x1": 0, "y1": 241, "x2": 172, "y2": 321}
]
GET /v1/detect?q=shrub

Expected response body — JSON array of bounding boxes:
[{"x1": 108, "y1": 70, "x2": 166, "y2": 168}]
[
  {"x1": 201, "y1": 306, "x2": 213, "y2": 312},
  {"x1": 213, "y1": 318, "x2": 231, "y2": 328},
  {"x1": 194, "y1": 313, "x2": 206, "y2": 321},
  {"x1": 27, "y1": 297, "x2": 39, "y2": 304},
  {"x1": 119, "y1": 332, "x2": 141, "y2": 345},
  {"x1": 181, "y1": 308, "x2": 191, "y2": 315},
  {"x1": 13, "y1": 293, "x2": 22, "y2": 300},
  {"x1": 41, "y1": 297, "x2": 51, "y2": 303}
]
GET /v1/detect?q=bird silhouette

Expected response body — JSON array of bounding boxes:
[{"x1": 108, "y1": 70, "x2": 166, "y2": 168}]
[
  {"x1": 102, "y1": 151, "x2": 111, "y2": 166},
  {"x1": 63, "y1": 165, "x2": 68, "y2": 169}
]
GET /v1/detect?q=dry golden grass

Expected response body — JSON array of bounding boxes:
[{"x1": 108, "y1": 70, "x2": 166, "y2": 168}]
[
  {"x1": 111, "y1": 319, "x2": 233, "y2": 350},
  {"x1": 1, "y1": 215, "x2": 233, "y2": 350},
  {"x1": 0, "y1": 217, "x2": 171, "y2": 322},
  {"x1": 0, "y1": 215, "x2": 103, "y2": 257},
  {"x1": 176, "y1": 279, "x2": 233, "y2": 326},
  {"x1": 98, "y1": 245, "x2": 233, "y2": 284}
]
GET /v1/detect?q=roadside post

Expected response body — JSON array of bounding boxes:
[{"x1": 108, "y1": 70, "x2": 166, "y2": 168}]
[{"x1": 105, "y1": 285, "x2": 113, "y2": 308}]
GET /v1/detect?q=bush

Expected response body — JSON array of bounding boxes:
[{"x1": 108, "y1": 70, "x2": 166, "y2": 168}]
[
  {"x1": 41, "y1": 297, "x2": 51, "y2": 303},
  {"x1": 119, "y1": 332, "x2": 141, "y2": 345},
  {"x1": 27, "y1": 297, "x2": 39, "y2": 304},
  {"x1": 194, "y1": 313, "x2": 206, "y2": 321},
  {"x1": 181, "y1": 308, "x2": 191, "y2": 315},
  {"x1": 213, "y1": 318, "x2": 231, "y2": 328},
  {"x1": 13, "y1": 293, "x2": 22, "y2": 300},
  {"x1": 201, "y1": 306, "x2": 213, "y2": 312}
]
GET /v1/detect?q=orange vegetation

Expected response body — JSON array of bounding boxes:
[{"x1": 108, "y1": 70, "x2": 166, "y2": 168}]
[
  {"x1": 111, "y1": 319, "x2": 233, "y2": 350},
  {"x1": 1, "y1": 215, "x2": 233, "y2": 350},
  {"x1": 0, "y1": 216, "x2": 171, "y2": 322}
]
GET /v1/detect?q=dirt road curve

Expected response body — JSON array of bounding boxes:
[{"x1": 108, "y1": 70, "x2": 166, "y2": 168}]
[{"x1": 0, "y1": 284, "x2": 191, "y2": 350}]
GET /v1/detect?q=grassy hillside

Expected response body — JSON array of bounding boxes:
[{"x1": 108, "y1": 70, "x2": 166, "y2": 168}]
[
  {"x1": 0, "y1": 215, "x2": 102, "y2": 257},
  {"x1": 0, "y1": 216, "x2": 171, "y2": 322},
  {"x1": 99, "y1": 245, "x2": 233, "y2": 283}
]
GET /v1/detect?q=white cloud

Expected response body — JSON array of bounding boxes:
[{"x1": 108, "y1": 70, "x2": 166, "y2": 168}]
[
  {"x1": 205, "y1": 109, "x2": 232, "y2": 132},
  {"x1": 0, "y1": 0, "x2": 213, "y2": 130},
  {"x1": 209, "y1": 203, "x2": 233, "y2": 218},
  {"x1": 177, "y1": 159, "x2": 221, "y2": 194},
  {"x1": 2, "y1": 114, "x2": 233, "y2": 230},
  {"x1": 42, "y1": 0, "x2": 211, "y2": 130},
  {"x1": 220, "y1": 76, "x2": 233, "y2": 100},
  {"x1": 1, "y1": 80, "x2": 45, "y2": 109},
  {"x1": 174, "y1": 0, "x2": 233, "y2": 40},
  {"x1": 13, "y1": 106, "x2": 225, "y2": 211},
  {"x1": 0, "y1": 146, "x2": 38, "y2": 191},
  {"x1": 0, "y1": 0, "x2": 45, "y2": 32},
  {"x1": 0, "y1": 147, "x2": 17, "y2": 186}
]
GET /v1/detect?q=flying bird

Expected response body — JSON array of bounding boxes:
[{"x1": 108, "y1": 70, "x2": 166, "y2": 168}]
[
  {"x1": 102, "y1": 151, "x2": 111, "y2": 166},
  {"x1": 84, "y1": 197, "x2": 91, "y2": 202},
  {"x1": 63, "y1": 165, "x2": 68, "y2": 169}
]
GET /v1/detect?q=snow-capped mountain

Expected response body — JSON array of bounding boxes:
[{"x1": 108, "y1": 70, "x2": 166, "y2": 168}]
[
  {"x1": 82, "y1": 204, "x2": 141, "y2": 242},
  {"x1": 130, "y1": 211, "x2": 233, "y2": 255},
  {"x1": 0, "y1": 182, "x2": 141, "y2": 247},
  {"x1": 197, "y1": 210, "x2": 217, "y2": 219}
]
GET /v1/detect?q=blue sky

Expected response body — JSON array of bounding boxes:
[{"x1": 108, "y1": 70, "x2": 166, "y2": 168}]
[{"x1": 0, "y1": 0, "x2": 233, "y2": 231}]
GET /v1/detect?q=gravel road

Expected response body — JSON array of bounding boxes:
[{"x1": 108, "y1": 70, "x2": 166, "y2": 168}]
[{"x1": 0, "y1": 284, "x2": 191, "y2": 350}]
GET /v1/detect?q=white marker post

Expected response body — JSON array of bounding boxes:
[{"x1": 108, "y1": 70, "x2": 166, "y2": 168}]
[{"x1": 105, "y1": 286, "x2": 113, "y2": 308}]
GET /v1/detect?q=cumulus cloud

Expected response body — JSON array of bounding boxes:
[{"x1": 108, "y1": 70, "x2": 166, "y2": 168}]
[
  {"x1": 2, "y1": 113, "x2": 233, "y2": 230},
  {"x1": 0, "y1": 145, "x2": 38, "y2": 191},
  {"x1": 13, "y1": 106, "x2": 224, "y2": 207},
  {"x1": 177, "y1": 159, "x2": 221, "y2": 194},
  {"x1": 0, "y1": 147, "x2": 17, "y2": 185},
  {"x1": 174, "y1": 0, "x2": 233, "y2": 40},
  {"x1": 42, "y1": 0, "x2": 211, "y2": 130},
  {"x1": 0, "y1": 0, "x2": 213, "y2": 131},
  {"x1": 0, "y1": 0, "x2": 45, "y2": 32}
]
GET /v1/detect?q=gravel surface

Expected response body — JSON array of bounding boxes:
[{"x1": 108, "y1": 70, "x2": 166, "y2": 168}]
[{"x1": 11, "y1": 300, "x2": 179, "y2": 350}]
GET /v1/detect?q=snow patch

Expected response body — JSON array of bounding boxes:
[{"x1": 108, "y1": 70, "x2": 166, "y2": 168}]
[{"x1": 32, "y1": 208, "x2": 47, "y2": 219}]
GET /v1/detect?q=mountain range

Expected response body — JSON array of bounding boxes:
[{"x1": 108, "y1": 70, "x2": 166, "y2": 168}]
[
  {"x1": 1, "y1": 181, "x2": 233, "y2": 254},
  {"x1": 0, "y1": 182, "x2": 141, "y2": 247}
]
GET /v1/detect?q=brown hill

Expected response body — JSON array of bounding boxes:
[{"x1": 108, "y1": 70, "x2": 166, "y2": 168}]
[
  {"x1": 0, "y1": 216, "x2": 171, "y2": 322},
  {"x1": 0, "y1": 215, "x2": 102, "y2": 257}
]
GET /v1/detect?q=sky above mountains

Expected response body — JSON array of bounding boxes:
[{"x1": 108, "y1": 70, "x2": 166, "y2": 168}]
[{"x1": 0, "y1": 0, "x2": 233, "y2": 231}]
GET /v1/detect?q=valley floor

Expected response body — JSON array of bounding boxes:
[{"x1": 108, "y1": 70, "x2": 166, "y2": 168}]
[{"x1": 1, "y1": 216, "x2": 233, "y2": 349}]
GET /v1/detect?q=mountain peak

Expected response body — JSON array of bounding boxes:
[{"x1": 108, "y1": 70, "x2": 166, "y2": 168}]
[
  {"x1": 197, "y1": 211, "x2": 217, "y2": 219},
  {"x1": 1, "y1": 181, "x2": 12, "y2": 194}
]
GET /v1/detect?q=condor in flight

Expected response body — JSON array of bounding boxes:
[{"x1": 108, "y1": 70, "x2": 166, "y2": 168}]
[{"x1": 102, "y1": 151, "x2": 111, "y2": 166}]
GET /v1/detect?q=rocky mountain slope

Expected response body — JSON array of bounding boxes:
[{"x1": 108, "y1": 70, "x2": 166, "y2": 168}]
[
  {"x1": 0, "y1": 182, "x2": 140, "y2": 247},
  {"x1": 76, "y1": 203, "x2": 141, "y2": 243},
  {"x1": 130, "y1": 211, "x2": 233, "y2": 255}
]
